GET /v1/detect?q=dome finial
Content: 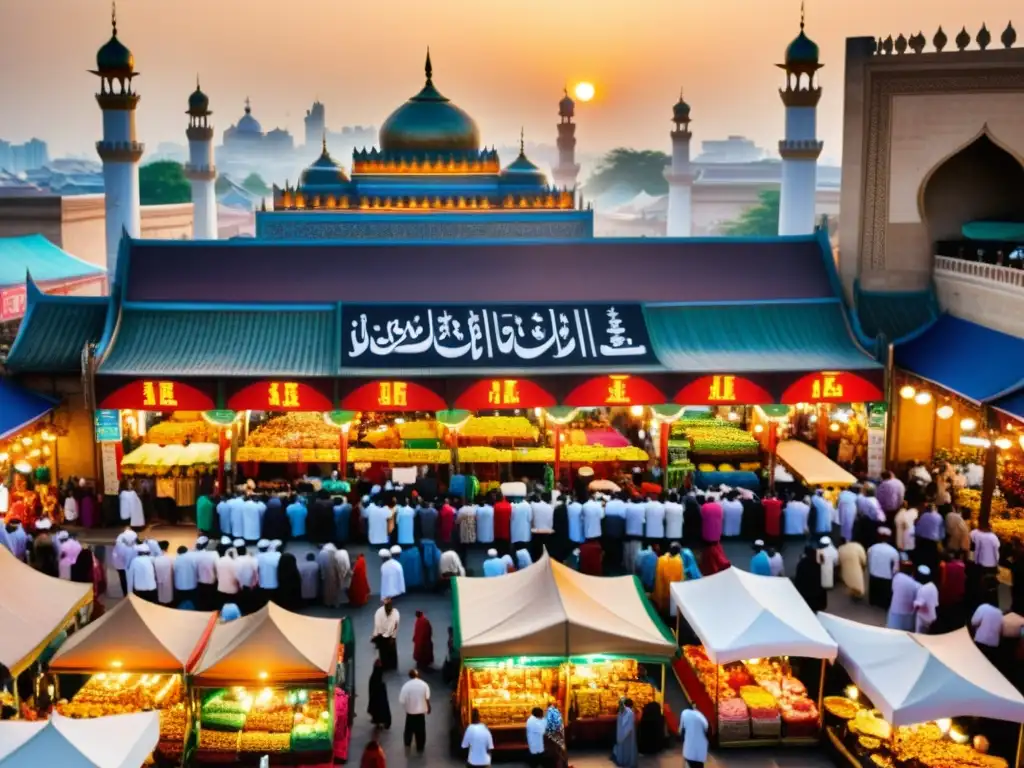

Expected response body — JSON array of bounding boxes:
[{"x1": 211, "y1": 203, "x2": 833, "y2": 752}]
[
  {"x1": 520, "y1": 127, "x2": 525, "y2": 156},
  {"x1": 425, "y1": 47, "x2": 433, "y2": 84},
  {"x1": 244, "y1": 96, "x2": 251, "y2": 115},
  {"x1": 322, "y1": 131, "x2": 328, "y2": 156},
  {"x1": 800, "y1": 0, "x2": 805, "y2": 30},
  {"x1": 196, "y1": 73, "x2": 200, "y2": 90},
  {"x1": 111, "y1": 0, "x2": 118, "y2": 36}
]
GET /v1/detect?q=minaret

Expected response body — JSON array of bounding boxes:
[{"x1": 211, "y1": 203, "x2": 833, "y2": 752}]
[
  {"x1": 185, "y1": 77, "x2": 218, "y2": 240},
  {"x1": 551, "y1": 88, "x2": 580, "y2": 190},
  {"x1": 664, "y1": 91, "x2": 695, "y2": 237},
  {"x1": 91, "y1": 2, "x2": 143, "y2": 277},
  {"x1": 776, "y1": 3, "x2": 823, "y2": 236}
]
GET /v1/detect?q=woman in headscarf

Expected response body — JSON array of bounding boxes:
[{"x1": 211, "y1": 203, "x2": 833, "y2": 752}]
[
  {"x1": 348, "y1": 554, "x2": 371, "y2": 607},
  {"x1": 550, "y1": 496, "x2": 570, "y2": 562},
  {"x1": 58, "y1": 534, "x2": 83, "y2": 580},
  {"x1": 275, "y1": 552, "x2": 301, "y2": 611},
  {"x1": 78, "y1": 480, "x2": 97, "y2": 529},
  {"x1": 612, "y1": 697, "x2": 638, "y2": 767},
  {"x1": 31, "y1": 534, "x2": 59, "y2": 579},
  {"x1": 413, "y1": 610, "x2": 434, "y2": 670},
  {"x1": 262, "y1": 494, "x2": 290, "y2": 542},
  {"x1": 699, "y1": 542, "x2": 731, "y2": 576},
  {"x1": 70, "y1": 548, "x2": 104, "y2": 617},
  {"x1": 366, "y1": 659, "x2": 391, "y2": 730},
  {"x1": 794, "y1": 545, "x2": 826, "y2": 612},
  {"x1": 681, "y1": 548, "x2": 702, "y2": 580},
  {"x1": 319, "y1": 543, "x2": 344, "y2": 608},
  {"x1": 360, "y1": 737, "x2": 387, "y2": 768}
]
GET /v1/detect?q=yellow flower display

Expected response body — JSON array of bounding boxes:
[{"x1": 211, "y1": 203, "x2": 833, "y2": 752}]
[
  {"x1": 460, "y1": 416, "x2": 538, "y2": 441},
  {"x1": 457, "y1": 446, "x2": 648, "y2": 463}
]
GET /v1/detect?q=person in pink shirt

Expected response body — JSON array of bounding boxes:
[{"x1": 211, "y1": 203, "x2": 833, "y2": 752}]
[{"x1": 700, "y1": 496, "x2": 724, "y2": 544}]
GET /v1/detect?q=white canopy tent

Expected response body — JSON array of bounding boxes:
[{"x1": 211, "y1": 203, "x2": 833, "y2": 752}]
[
  {"x1": 0, "y1": 711, "x2": 158, "y2": 768},
  {"x1": 818, "y1": 613, "x2": 1024, "y2": 726},
  {"x1": 670, "y1": 568, "x2": 838, "y2": 664}
]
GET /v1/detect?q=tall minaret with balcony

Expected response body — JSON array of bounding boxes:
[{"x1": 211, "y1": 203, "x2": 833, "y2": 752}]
[
  {"x1": 186, "y1": 78, "x2": 218, "y2": 240},
  {"x1": 777, "y1": 5, "x2": 823, "y2": 236},
  {"x1": 551, "y1": 89, "x2": 580, "y2": 190},
  {"x1": 91, "y1": 3, "x2": 143, "y2": 276},
  {"x1": 664, "y1": 92, "x2": 695, "y2": 237}
]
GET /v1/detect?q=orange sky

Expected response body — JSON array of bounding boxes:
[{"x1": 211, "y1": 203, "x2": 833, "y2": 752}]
[{"x1": 2, "y1": 0, "x2": 1019, "y2": 162}]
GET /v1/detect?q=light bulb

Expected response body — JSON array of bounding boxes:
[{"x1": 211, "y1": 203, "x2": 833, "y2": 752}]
[
  {"x1": 914, "y1": 391, "x2": 932, "y2": 405},
  {"x1": 754, "y1": 424, "x2": 764, "y2": 434},
  {"x1": 899, "y1": 385, "x2": 916, "y2": 400},
  {"x1": 960, "y1": 418, "x2": 977, "y2": 432},
  {"x1": 995, "y1": 437, "x2": 1012, "y2": 450},
  {"x1": 936, "y1": 405, "x2": 954, "y2": 420},
  {"x1": 830, "y1": 422, "x2": 840, "y2": 432},
  {"x1": 629, "y1": 405, "x2": 645, "y2": 418}
]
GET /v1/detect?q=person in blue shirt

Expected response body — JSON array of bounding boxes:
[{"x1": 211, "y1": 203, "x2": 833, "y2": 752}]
[
  {"x1": 475, "y1": 499, "x2": 495, "y2": 545},
  {"x1": 811, "y1": 489, "x2": 835, "y2": 538},
  {"x1": 681, "y1": 547, "x2": 702, "y2": 580},
  {"x1": 286, "y1": 495, "x2": 308, "y2": 539},
  {"x1": 333, "y1": 498, "x2": 351, "y2": 544},
  {"x1": 482, "y1": 548, "x2": 506, "y2": 577},
  {"x1": 216, "y1": 496, "x2": 231, "y2": 538},
  {"x1": 567, "y1": 494, "x2": 584, "y2": 545},
  {"x1": 397, "y1": 502, "x2": 416, "y2": 545},
  {"x1": 750, "y1": 539, "x2": 772, "y2": 576},
  {"x1": 636, "y1": 547, "x2": 658, "y2": 591}
]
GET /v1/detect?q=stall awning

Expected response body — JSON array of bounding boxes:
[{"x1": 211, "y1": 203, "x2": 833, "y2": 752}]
[
  {"x1": 0, "y1": 378, "x2": 58, "y2": 440},
  {"x1": 818, "y1": 613, "x2": 1024, "y2": 726},
  {"x1": 670, "y1": 569, "x2": 838, "y2": 665},
  {"x1": 961, "y1": 221, "x2": 1024, "y2": 241},
  {"x1": 98, "y1": 307, "x2": 340, "y2": 377},
  {"x1": 992, "y1": 387, "x2": 1024, "y2": 423},
  {"x1": 190, "y1": 603, "x2": 341, "y2": 686},
  {"x1": 644, "y1": 301, "x2": 879, "y2": 373},
  {"x1": 775, "y1": 439, "x2": 856, "y2": 487},
  {"x1": 0, "y1": 547, "x2": 92, "y2": 675},
  {"x1": 4, "y1": 292, "x2": 107, "y2": 373},
  {"x1": 895, "y1": 314, "x2": 1024, "y2": 402},
  {"x1": 0, "y1": 234, "x2": 105, "y2": 287},
  {"x1": 50, "y1": 594, "x2": 217, "y2": 674},
  {"x1": 453, "y1": 551, "x2": 676, "y2": 661},
  {"x1": 0, "y1": 711, "x2": 159, "y2": 768}
]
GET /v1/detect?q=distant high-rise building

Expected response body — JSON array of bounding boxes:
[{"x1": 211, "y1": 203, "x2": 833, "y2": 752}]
[
  {"x1": 305, "y1": 100, "x2": 326, "y2": 147},
  {"x1": 0, "y1": 138, "x2": 49, "y2": 174},
  {"x1": 695, "y1": 136, "x2": 763, "y2": 164}
]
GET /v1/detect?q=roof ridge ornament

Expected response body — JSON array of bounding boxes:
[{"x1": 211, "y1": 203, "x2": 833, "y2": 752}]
[
  {"x1": 425, "y1": 47, "x2": 433, "y2": 84},
  {"x1": 111, "y1": 0, "x2": 118, "y2": 37}
]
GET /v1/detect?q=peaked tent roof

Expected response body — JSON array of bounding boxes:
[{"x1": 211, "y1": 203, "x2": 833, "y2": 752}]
[
  {"x1": 0, "y1": 377, "x2": 59, "y2": 440},
  {"x1": 453, "y1": 551, "x2": 676, "y2": 660},
  {"x1": 190, "y1": 602, "x2": 340, "y2": 686},
  {"x1": 49, "y1": 594, "x2": 217, "y2": 674},
  {"x1": 0, "y1": 546, "x2": 92, "y2": 675},
  {"x1": 0, "y1": 234, "x2": 105, "y2": 287},
  {"x1": 670, "y1": 568, "x2": 838, "y2": 664},
  {"x1": 818, "y1": 613, "x2": 1024, "y2": 726},
  {"x1": 0, "y1": 711, "x2": 159, "y2": 768}
]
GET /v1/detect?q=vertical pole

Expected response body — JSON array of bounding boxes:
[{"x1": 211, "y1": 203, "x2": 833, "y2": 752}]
[
  {"x1": 339, "y1": 424, "x2": 349, "y2": 478},
  {"x1": 768, "y1": 421, "x2": 778, "y2": 494},
  {"x1": 217, "y1": 426, "x2": 226, "y2": 494},
  {"x1": 659, "y1": 420, "x2": 670, "y2": 485},
  {"x1": 817, "y1": 660, "x2": 826, "y2": 728},
  {"x1": 979, "y1": 407, "x2": 998, "y2": 529},
  {"x1": 817, "y1": 403, "x2": 828, "y2": 453},
  {"x1": 553, "y1": 424, "x2": 562, "y2": 488}
]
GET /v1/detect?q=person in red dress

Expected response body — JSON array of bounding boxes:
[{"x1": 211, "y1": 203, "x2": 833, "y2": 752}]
[
  {"x1": 360, "y1": 737, "x2": 387, "y2": 768},
  {"x1": 762, "y1": 493, "x2": 783, "y2": 547},
  {"x1": 700, "y1": 542, "x2": 732, "y2": 576},
  {"x1": 579, "y1": 540, "x2": 604, "y2": 576},
  {"x1": 438, "y1": 498, "x2": 456, "y2": 549},
  {"x1": 412, "y1": 610, "x2": 434, "y2": 670},
  {"x1": 493, "y1": 494, "x2": 512, "y2": 555},
  {"x1": 348, "y1": 554, "x2": 371, "y2": 607}
]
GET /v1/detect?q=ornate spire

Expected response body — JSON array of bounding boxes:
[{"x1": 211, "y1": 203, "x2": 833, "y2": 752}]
[
  {"x1": 321, "y1": 131, "x2": 328, "y2": 156},
  {"x1": 244, "y1": 96, "x2": 251, "y2": 114},
  {"x1": 800, "y1": 0, "x2": 805, "y2": 30},
  {"x1": 196, "y1": 73, "x2": 201, "y2": 90},
  {"x1": 519, "y1": 126, "x2": 525, "y2": 155},
  {"x1": 425, "y1": 48, "x2": 433, "y2": 84},
  {"x1": 111, "y1": 0, "x2": 118, "y2": 37}
]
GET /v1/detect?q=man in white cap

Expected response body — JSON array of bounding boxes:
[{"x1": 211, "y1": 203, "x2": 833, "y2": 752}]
[
  {"x1": 912, "y1": 565, "x2": 939, "y2": 633},
  {"x1": 256, "y1": 539, "x2": 280, "y2": 610},
  {"x1": 194, "y1": 536, "x2": 219, "y2": 611},
  {"x1": 173, "y1": 541, "x2": 199, "y2": 607},
  {"x1": 112, "y1": 528, "x2": 139, "y2": 597},
  {"x1": 482, "y1": 548, "x2": 505, "y2": 578},
  {"x1": 127, "y1": 543, "x2": 157, "y2": 602},
  {"x1": 886, "y1": 564, "x2": 919, "y2": 631},
  {"x1": 372, "y1": 597, "x2": 401, "y2": 671},
  {"x1": 816, "y1": 536, "x2": 839, "y2": 590},
  {"x1": 866, "y1": 527, "x2": 899, "y2": 609},
  {"x1": 217, "y1": 535, "x2": 232, "y2": 557},
  {"x1": 233, "y1": 540, "x2": 259, "y2": 615},
  {"x1": 381, "y1": 545, "x2": 406, "y2": 600},
  {"x1": 439, "y1": 549, "x2": 465, "y2": 580}
]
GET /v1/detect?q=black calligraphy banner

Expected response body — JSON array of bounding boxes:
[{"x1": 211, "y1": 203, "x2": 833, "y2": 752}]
[{"x1": 341, "y1": 304, "x2": 658, "y2": 368}]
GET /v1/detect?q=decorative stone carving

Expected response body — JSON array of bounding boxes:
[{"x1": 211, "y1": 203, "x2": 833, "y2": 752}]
[
  {"x1": 933, "y1": 26, "x2": 948, "y2": 52},
  {"x1": 895, "y1": 34, "x2": 908, "y2": 54},
  {"x1": 909, "y1": 33, "x2": 926, "y2": 54},
  {"x1": 1002, "y1": 21, "x2": 1017, "y2": 49},
  {"x1": 977, "y1": 23, "x2": 991, "y2": 50},
  {"x1": 883, "y1": 35, "x2": 894, "y2": 55},
  {"x1": 955, "y1": 27, "x2": 971, "y2": 51}
]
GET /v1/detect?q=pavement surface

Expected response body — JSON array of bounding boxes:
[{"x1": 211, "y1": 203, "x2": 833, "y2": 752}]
[{"x1": 81, "y1": 526, "x2": 882, "y2": 767}]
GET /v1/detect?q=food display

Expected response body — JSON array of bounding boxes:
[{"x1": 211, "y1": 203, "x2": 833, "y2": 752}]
[
  {"x1": 681, "y1": 646, "x2": 819, "y2": 742},
  {"x1": 466, "y1": 665, "x2": 564, "y2": 727},
  {"x1": 826, "y1": 689, "x2": 1008, "y2": 768},
  {"x1": 458, "y1": 446, "x2": 649, "y2": 464},
  {"x1": 570, "y1": 659, "x2": 656, "y2": 719},
  {"x1": 461, "y1": 416, "x2": 538, "y2": 441},
  {"x1": 120, "y1": 442, "x2": 220, "y2": 477},
  {"x1": 145, "y1": 415, "x2": 215, "y2": 446},
  {"x1": 672, "y1": 419, "x2": 760, "y2": 456},
  {"x1": 196, "y1": 687, "x2": 333, "y2": 756}
]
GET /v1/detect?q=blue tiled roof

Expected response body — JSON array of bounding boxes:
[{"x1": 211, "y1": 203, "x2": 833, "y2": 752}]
[
  {"x1": 0, "y1": 378, "x2": 58, "y2": 439},
  {"x1": 5, "y1": 285, "x2": 108, "y2": 373},
  {"x1": 853, "y1": 284, "x2": 938, "y2": 347},
  {"x1": 0, "y1": 234, "x2": 105, "y2": 287},
  {"x1": 645, "y1": 300, "x2": 879, "y2": 373},
  {"x1": 895, "y1": 314, "x2": 1024, "y2": 401},
  {"x1": 98, "y1": 308, "x2": 339, "y2": 377}
]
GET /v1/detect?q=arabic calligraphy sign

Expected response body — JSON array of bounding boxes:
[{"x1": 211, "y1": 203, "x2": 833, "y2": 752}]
[
  {"x1": 454, "y1": 379, "x2": 557, "y2": 410},
  {"x1": 780, "y1": 371, "x2": 884, "y2": 404},
  {"x1": 227, "y1": 381, "x2": 333, "y2": 412},
  {"x1": 99, "y1": 380, "x2": 214, "y2": 411},
  {"x1": 674, "y1": 375, "x2": 774, "y2": 406},
  {"x1": 341, "y1": 380, "x2": 447, "y2": 412},
  {"x1": 342, "y1": 304, "x2": 656, "y2": 368},
  {"x1": 563, "y1": 375, "x2": 666, "y2": 407}
]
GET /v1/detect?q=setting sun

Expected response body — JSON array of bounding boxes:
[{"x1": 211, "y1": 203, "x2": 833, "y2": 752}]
[{"x1": 574, "y1": 81, "x2": 595, "y2": 102}]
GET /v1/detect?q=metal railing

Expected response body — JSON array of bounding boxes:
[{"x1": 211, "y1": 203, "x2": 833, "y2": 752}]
[{"x1": 934, "y1": 255, "x2": 1024, "y2": 289}]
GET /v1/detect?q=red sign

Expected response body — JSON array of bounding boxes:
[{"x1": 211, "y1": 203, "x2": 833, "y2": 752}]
[
  {"x1": 100, "y1": 380, "x2": 214, "y2": 411},
  {"x1": 0, "y1": 287, "x2": 26, "y2": 322},
  {"x1": 674, "y1": 375, "x2": 774, "y2": 406},
  {"x1": 227, "y1": 381, "x2": 332, "y2": 412},
  {"x1": 780, "y1": 371, "x2": 883, "y2": 404},
  {"x1": 563, "y1": 375, "x2": 666, "y2": 407},
  {"x1": 341, "y1": 380, "x2": 446, "y2": 412},
  {"x1": 454, "y1": 379, "x2": 557, "y2": 410}
]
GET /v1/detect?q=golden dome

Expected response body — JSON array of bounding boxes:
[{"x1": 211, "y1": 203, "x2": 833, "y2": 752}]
[{"x1": 378, "y1": 50, "x2": 480, "y2": 154}]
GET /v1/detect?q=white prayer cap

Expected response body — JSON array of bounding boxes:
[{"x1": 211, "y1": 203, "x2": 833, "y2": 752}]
[
  {"x1": 877, "y1": 527, "x2": 892, "y2": 536},
  {"x1": 572, "y1": 548, "x2": 580, "y2": 556},
  {"x1": 390, "y1": 545, "x2": 402, "y2": 555},
  {"x1": 378, "y1": 548, "x2": 391, "y2": 558},
  {"x1": 135, "y1": 543, "x2": 149, "y2": 553},
  {"x1": 35, "y1": 519, "x2": 52, "y2": 530},
  {"x1": 220, "y1": 536, "x2": 232, "y2": 546},
  {"x1": 753, "y1": 539, "x2": 765, "y2": 548},
  {"x1": 362, "y1": 495, "x2": 370, "y2": 504},
  {"x1": 196, "y1": 536, "x2": 209, "y2": 546},
  {"x1": 232, "y1": 538, "x2": 245, "y2": 547},
  {"x1": 126, "y1": 529, "x2": 138, "y2": 541},
  {"x1": 819, "y1": 536, "x2": 832, "y2": 546},
  {"x1": 271, "y1": 539, "x2": 282, "y2": 550},
  {"x1": 257, "y1": 539, "x2": 270, "y2": 550},
  {"x1": 917, "y1": 565, "x2": 931, "y2": 576},
  {"x1": 56, "y1": 530, "x2": 69, "y2": 541},
  {"x1": 487, "y1": 548, "x2": 498, "y2": 557}
]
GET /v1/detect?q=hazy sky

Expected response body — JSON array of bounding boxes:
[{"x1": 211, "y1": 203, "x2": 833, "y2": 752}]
[{"x1": 2, "y1": 0, "x2": 1018, "y2": 162}]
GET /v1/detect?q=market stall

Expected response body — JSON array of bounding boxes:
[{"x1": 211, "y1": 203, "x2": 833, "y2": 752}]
[
  {"x1": 188, "y1": 603, "x2": 343, "y2": 764},
  {"x1": 0, "y1": 711, "x2": 159, "y2": 768},
  {"x1": 818, "y1": 613, "x2": 1024, "y2": 768},
  {"x1": 670, "y1": 568, "x2": 837, "y2": 747},
  {"x1": 49, "y1": 595, "x2": 217, "y2": 762},
  {"x1": 775, "y1": 439, "x2": 856, "y2": 487},
  {"x1": 0, "y1": 547, "x2": 92, "y2": 683},
  {"x1": 452, "y1": 552, "x2": 676, "y2": 752}
]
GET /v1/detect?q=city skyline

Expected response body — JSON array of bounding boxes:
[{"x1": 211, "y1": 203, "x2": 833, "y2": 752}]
[{"x1": 1, "y1": 0, "x2": 1018, "y2": 160}]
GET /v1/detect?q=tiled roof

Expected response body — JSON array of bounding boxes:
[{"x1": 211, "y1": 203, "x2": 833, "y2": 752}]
[
  {"x1": 854, "y1": 285, "x2": 938, "y2": 346},
  {"x1": 5, "y1": 295, "x2": 108, "y2": 373},
  {"x1": 0, "y1": 234, "x2": 104, "y2": 287}
]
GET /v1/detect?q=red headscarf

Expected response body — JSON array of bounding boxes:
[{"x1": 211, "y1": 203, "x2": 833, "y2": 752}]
[
  {"x1": 360, "y1": 741, "x2": 386, "y2": 768},
  {"x1": 413, "y1": 611, "x2": 434, "y2": 669},
  {"x1": 347, "y1": 555, "x2": 371, "y2": 607}
]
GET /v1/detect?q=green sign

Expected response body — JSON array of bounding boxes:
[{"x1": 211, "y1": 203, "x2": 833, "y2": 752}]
[
  {"x1": 94, "y1": 410, "x2": 121, "y2": 443},
  {"x1": 868, "y1": 402, "x2": 887, "y2": 429},
  {"x1": 326, "y1": 410, "x2": 358, "y2": 427},
  {"x1": 204, "y1": 410, "x2": 237, "y2": 426}
]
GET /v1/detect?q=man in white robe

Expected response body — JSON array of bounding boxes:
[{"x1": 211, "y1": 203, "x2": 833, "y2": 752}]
[
  {"x1": 119, "y1": 485, "x2": 145, "y2": 528},
  {"x1": 380, "y1": 548, "x2": 406, "y2": 600},
  {"x1": 372, "y1": 597, "x2": 401, "y2": 671}
]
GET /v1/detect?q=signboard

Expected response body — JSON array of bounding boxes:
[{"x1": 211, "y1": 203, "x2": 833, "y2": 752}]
[
  {"x1": 563, "y1": 375, "x2": 666, "y2": 407},
  {"x1": 99, "y1": 380, "x2": 214, "y2": 411},
  {"x1": 0, "y1": 287, "x2": 26, "y2": 322},
  {"x1": 94, "y1": 409, "x2": 122, "y2": 443},
  {"x1": 454, "y1": 378, "x2": 557, "y2": 410},
  {"x1": 340, "y1": 380, "x2": 447, "y2": 412},
  {"x1": 342, "y1": 304, "x2": 656, "y2": 368},
  {"x1": 780, "y1": 371, "x2": 883, "y2": 405},
  {"x1": 674, "y1": 375, "x2": 774, "y2": 406},
  {"x1": 227, "y1": 381, "x2": 332, "y2": 412},
  {"x1": 867, "y1": 402, "x2": 887, "y2": 478},
  {"x1": 100, "y1": 442, "x2": 120, "y2": 495}
]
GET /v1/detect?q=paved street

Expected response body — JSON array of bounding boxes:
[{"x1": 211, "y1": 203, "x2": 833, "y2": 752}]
[{"x1": 84, "y1": 527, "x2": 880, "y2": 767}]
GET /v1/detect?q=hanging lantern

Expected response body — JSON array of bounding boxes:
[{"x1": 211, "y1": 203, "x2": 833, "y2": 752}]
[
  {"x1": 899, "y1": 385, "x2": 916, "y2": 400},
  {"x1": 960, "y1": 417, "x2": 977, "y2": 432},
  {"x1": 913, "y1": 391, "x2": 932, "y2": 405},
  {"x1": 936, "y1": 405, "x2": 954, "y2": 420}
]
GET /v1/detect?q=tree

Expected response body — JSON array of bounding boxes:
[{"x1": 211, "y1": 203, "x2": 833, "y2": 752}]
[
  {"x1": 138, "y1": 161, "x2": 191, "y2": 205},
  {"x1": 242, "y1": 172, "x2": 270, "y2": 196},
  {"x1": 583, "y1": 148, "x2": 670, "y2": 198},
  {"x1": 215, "y1": 174, "x2": 233, "y2": 194},
  {"x1": 721, "y1": 189, "x2": 781, "y2": 236}
]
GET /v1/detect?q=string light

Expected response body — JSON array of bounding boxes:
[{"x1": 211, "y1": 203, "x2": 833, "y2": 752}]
[
  {"x1": 960, "y1": 418, "x2": 977, "y2": 432},
  {"x1": 899, "y1": 385, "x2": 916, "y2": 400},
  {"x1": 936, "y1": 405, "x2": 954, "y2": 420},
  {"x1": 913, "y1": 391, "x2": 932, "y2": 405},
  {"x1": 994, "y1": 437, "x2": 1012, "y2": 450}
]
